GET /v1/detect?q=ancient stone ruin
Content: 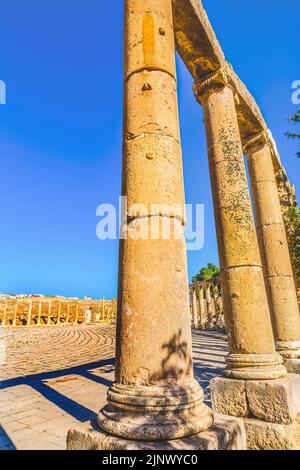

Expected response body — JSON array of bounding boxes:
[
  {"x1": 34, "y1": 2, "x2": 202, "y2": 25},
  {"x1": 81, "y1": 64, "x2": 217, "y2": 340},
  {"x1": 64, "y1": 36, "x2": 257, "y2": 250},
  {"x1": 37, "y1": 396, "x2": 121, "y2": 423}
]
[{"x1": 63, "y1": 0, "x2": 300, "y2": 450}]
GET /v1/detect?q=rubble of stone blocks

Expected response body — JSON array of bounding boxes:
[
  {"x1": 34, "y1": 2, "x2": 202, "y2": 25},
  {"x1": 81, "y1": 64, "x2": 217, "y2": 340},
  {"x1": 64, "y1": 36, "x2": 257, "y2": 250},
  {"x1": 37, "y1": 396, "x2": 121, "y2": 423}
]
[{"x1": 211, "y1": 375, "x2": 300, "y2": 450}]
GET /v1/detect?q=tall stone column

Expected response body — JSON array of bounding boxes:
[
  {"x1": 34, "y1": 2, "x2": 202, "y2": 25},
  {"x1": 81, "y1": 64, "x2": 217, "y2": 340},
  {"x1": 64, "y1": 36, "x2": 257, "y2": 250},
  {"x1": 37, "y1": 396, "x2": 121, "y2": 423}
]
[
  {"x1": 198, "y1": 285, "x2": 205, "y2": 329},
  {"x1": 47, "y1": 301, "x2": 52, "y2": 326},
  {"x1": 12, "y1": 301, "x2": 18, "y2": 327},
  {"x1": 101, "y1": 298, "x2": 105, "y2": 321},
  {"x1": 57, "y1": 302, "x2": 62, "y2": 325},
  {"x1": 192, "y1": 287, "x2": 199, "y2": 329},
  {"x1": 74, "y1": 303, "x2": 79, "y2": 325},
  {"x1": 244, "y1": 131, "x2": 300, "y2": 369},
  {"x1": 37, "y1": 301, "x2": 42, "y2": 326},
  {"x1": 66, "y1": 303, "x2": 71, "y2": 324},
  {"x1": 27, "y1": 300, "x2": 32, "y2": 326},
  {"x1": 97, "y1": 0, "x2": 213, "y2": 441},
  {"x1": 205, "y1": 284, "x2": 215, "y2": 328},
  {"x1": 193, "y1": 66, "x2": 285, "y2": 380}
]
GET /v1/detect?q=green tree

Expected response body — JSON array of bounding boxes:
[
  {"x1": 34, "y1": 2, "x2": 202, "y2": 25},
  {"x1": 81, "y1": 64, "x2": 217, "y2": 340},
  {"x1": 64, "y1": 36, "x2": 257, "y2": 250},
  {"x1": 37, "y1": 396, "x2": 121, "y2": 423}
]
[
  {"x1": 192, "y1": 263, "x2": 220, "y2": 284},
  {"x1": 286, "y1": 109, "x2": 300, "y2": 158}
]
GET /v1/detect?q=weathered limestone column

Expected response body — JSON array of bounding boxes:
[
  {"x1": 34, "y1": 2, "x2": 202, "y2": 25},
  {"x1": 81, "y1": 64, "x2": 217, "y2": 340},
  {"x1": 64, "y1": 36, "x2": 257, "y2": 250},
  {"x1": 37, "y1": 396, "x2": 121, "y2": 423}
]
[
  {"x1": 193, "y1": 66, "x2": 285, "y2": 380},
  {"x1": 27, "y1": 300, "x2": 32, "y2": 327},
  {"x1": 192, "y1": 287, "x2": 199, "y2": 328},
  {"x1": 66, "y1": 303, "x2": 71, "y2": 324},
  {"x1": 12, "y1": 301, "x2": 18, "y2": 327},
  {"x1": 57, "y1": 302, "x2": 62, "y2": 325},
  {"x1": 101, "y1": 298, "x2": 105, "y2": 321},
  {"x1": 205, "y1": 284, "x2": 215, "y2": 328},
  {"x1": 96, "y1": 0, "x2": 213, "y2": 442},
  {"x1": 244, "y1": 131, "x2": 300, "y2": 369},
  {"x1": 47, "y1": 301, "x2": 52, "y2": 326},
  {"x1": 2, "y1": 300, "x2": 7, "y2": 327},
  {"x1": 37, "y1": 301, "x2": 42, "y2": 326},
  {"x1": 198, "y1": 285, "x2": 205, "y2": 329},
  {"x1": 67, "y1": 1, "x2": 247, "y2": 450},
  {"x1": 74, "y1": 303, "x2": 79, "y2": 325}
]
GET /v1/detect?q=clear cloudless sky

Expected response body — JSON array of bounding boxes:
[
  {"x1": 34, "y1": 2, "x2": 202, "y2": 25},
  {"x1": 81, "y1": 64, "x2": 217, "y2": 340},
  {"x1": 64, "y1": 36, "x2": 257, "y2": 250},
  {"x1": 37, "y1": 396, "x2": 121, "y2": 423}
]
[{"x1": 0, "y1": 0, "x2": 299, "y2": 299}]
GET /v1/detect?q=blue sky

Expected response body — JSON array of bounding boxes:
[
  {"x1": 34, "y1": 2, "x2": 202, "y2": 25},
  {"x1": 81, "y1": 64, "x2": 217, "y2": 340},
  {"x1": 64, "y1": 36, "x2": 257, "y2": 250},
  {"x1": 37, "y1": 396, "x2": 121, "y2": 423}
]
[{"x1": 0, "y1": 0, "x2": 299, "y2": 299}]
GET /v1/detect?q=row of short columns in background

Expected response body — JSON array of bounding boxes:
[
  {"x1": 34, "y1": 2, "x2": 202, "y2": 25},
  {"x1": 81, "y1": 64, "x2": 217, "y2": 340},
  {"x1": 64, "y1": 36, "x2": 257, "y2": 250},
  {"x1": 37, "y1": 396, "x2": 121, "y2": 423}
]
[
  {"x1": 0, "y1": 299, "x2": 117, "y2": 327},
  {"x1": 190, "y1": 281, "x2": 225, "y2": 331},
  {"x1": 67, "y1": 0, "x2": 300, "y2": 450}
]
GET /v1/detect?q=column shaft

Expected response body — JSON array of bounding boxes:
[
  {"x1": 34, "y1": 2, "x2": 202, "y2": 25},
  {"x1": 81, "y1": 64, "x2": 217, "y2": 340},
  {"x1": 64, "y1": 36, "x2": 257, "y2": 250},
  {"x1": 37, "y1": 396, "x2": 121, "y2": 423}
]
[
  {"x1": 47, "y1": 301, "x2": 52, "y2": 326},
  {"x1": 192, "y1": 288, "x2": 199, "y2": 328},
  {"x1": 37, "y1": 301, "x2": 42, "y2": 326},
  {"x1": 245, "y1": 132, "x2": 300, "y2": 360},
  {"x1": 27, "y1": 300, "x2": 32, "y2": 326},
  {"x1": 66, "y1": 303, "x2": 70, "y2": 324},
  {"x1": 193, "y1": 68, "x2": 285, "y2": 380},
  {"x1": 198, "y1": 286, "x2": 205, "y2": 329},
  {"x1": 98, "y1": 0, "x2": 213, "y2": 441},
  {"x1": 74, "y1": 303, "x2": 79, "y2": 325},
  {"x1": 57, "y1": 302, "x2": 61, "y2": 325},
  {"x1": 13, "y1": 301, "x2": 18, "y2": 327}
]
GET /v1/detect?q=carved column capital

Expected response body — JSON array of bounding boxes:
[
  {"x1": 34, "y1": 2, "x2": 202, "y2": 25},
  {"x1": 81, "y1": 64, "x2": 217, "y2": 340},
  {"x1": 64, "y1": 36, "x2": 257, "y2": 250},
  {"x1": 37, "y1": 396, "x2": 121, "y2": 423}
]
[
  {"x1": 193, "y1": 65, "x2": 234, "y2": 104},
  {"x1": 243, "y1": 130, "x2": 272, "y2": 158}
]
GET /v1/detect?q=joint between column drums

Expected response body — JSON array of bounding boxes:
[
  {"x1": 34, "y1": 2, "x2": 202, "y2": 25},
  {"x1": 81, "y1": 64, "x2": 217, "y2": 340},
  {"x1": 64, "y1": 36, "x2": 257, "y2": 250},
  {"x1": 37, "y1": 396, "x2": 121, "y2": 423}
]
[
  {"x1": 125, "y1": 131, "x2": 181, "y2": 146},
  {"x1": 124, "y1": 67, "x2": 177, "y2": 84}
]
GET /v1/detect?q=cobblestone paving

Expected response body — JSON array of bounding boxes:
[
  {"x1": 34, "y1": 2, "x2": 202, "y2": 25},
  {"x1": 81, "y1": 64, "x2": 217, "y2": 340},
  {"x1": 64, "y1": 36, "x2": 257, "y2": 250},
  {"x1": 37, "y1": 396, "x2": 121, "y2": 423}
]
[{"x1": 0, "y1": 326, "x2": 227, "y2": 450}]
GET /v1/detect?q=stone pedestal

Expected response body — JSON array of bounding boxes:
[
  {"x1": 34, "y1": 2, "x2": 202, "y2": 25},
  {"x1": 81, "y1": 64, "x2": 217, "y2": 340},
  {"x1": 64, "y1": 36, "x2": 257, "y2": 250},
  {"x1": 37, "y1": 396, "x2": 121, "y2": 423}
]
[
  {"x1": 67, "y1": 415, "x2": 246, "y2": 450},
  {"x1": 211, "y1": 374, "x2": 300, "y2": 449}
]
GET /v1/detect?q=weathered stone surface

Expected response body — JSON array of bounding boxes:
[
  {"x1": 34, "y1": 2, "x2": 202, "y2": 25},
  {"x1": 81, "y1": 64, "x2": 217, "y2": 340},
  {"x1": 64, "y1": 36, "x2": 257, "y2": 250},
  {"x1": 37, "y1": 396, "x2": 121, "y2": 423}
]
[
  {"x1": 193, "y1": 69, "x2": 286, "y2": 381},
  {"x1": 125, "y1": 0, "x2": 176, "y2": 80},
  {"x1": 244, "y1": 418, "x2": 300, "y2": 450},
  {"x1": 286, "y1": 359, "x2": 300, "y2": 375},
  {"x1": 211, "y1": 377, "x2": 248, "y2": 418},
  {"x1": 245, "y1": 135, "x2": 300, "y2": 361},
  {"x1": 95, "y1": 0, "x2": 214, "y2": 443},
  {"x1": 246, "y1": 375, "x2": 300, "y2": 424},
  {"x1": 67, "y1": 415, "x2": 246, "y2": 450}
]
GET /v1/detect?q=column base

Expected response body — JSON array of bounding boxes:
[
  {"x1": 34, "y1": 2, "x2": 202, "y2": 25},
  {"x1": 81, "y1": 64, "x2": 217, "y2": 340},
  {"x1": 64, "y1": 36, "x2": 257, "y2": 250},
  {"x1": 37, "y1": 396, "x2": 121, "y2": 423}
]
[
  {"x1": 276, "y1": 340, "x2": 300, "y2": 360},
  {"x1": 98, "y1": 381, "x2": 213, "y2": 441},
  {"x1": 225, "y1": 352, "x2": 286, "y2": 380},
  {"x1": 211, "y1": 374, "x2": 300, "y2": 450},
  {"x1": 66, "y1": 415, "x2": 246, "y2": 450}
]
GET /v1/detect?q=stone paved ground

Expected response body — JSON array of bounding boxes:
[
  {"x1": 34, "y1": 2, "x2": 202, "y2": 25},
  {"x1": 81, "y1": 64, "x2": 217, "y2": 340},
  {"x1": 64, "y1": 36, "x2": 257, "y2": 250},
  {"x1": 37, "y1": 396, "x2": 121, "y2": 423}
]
[{"x1": 0, "y1": 325, "x2": 227, "y2": 450}]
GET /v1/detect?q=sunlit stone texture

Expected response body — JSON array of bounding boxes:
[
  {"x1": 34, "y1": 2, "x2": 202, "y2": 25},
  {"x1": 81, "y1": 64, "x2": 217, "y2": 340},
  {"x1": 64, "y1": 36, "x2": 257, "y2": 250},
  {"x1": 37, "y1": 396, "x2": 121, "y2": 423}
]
[
  {"x1": 244, "y1": 131, "x2": 300, "y2": 369},
  {"x1": 193, "y1": 67, "x2": 286, "y2": 381},
  {"x1": 97, "y1": 0, "x2": 213, "y2": 441}
]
